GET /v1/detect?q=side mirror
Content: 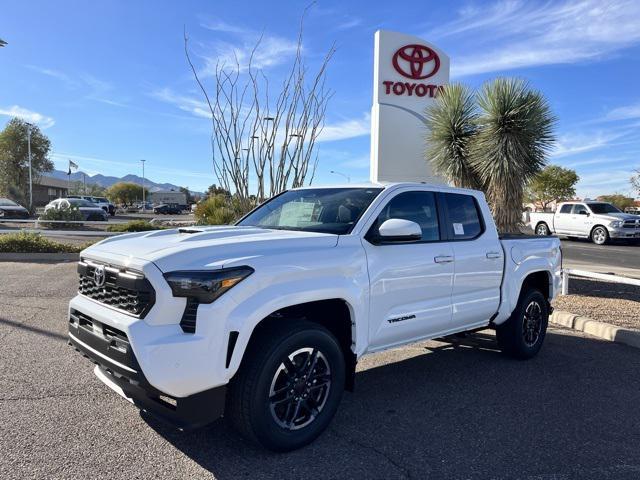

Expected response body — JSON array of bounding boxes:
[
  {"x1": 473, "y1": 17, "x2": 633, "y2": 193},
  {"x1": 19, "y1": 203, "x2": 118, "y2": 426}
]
[
  {"x1": 578, "y1": 210, "x2": 589, "y2": 216},
  {"x1": 376, "y1": 218, "x2": 422, "y2": 243}
]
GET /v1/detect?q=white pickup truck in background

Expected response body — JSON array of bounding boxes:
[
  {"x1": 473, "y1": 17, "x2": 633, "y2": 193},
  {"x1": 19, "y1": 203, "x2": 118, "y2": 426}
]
[
  {"x1": 68, "y1": 182, "x2": 561, "y2": 451},
  {"x1": 529, "y1": 201, "x2": 640, "y2": 245}
]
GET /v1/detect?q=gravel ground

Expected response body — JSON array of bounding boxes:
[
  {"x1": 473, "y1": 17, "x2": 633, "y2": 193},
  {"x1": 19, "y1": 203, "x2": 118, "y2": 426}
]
[{"x1": 553, "y1": 277, "x2": 640, "y2": 330}]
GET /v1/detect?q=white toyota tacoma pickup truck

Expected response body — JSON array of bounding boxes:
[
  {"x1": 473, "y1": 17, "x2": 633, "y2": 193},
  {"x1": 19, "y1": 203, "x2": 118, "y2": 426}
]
[
  {"x1": 68, "y1": 182, "x2": 561, "y2": 451},
  {"x1": 529, "y1": 201, "x2": 640, "y2": 244}
]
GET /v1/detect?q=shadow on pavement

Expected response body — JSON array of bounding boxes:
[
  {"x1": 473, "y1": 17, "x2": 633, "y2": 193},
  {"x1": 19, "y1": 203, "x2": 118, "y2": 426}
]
[
  {"x1": 565, "y1": 277, "x2": 640, "y2": 301},
  {"x1": 142, "y1": 330, "x2": 640, "y2": 480}
]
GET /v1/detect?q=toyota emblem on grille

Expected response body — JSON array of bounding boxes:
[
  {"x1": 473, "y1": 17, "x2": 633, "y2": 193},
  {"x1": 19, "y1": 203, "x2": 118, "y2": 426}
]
[{"x1": 93, "y1": 265, "x2": 106, "y2": 287}]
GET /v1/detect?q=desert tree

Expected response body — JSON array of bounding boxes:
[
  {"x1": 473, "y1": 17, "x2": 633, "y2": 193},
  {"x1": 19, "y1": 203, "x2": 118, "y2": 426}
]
[
  {"x1": 526, "y1": 164, "x2": 578, "y2": 212},
  {"x1": 184, "y1": 9, "x2": 335, "y2": 211},
  {"x1": 471, "y1": 79, "x2": 555, "y2": 233},
  {"x1": 424, "y1": 83, "x2": 482, "y2": 190}
]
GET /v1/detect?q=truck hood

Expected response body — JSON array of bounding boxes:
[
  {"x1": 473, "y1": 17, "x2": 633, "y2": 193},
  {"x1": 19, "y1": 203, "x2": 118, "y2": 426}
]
[
  {"x1": 84, "y1": 225, "x2": 339, "y2": 272},
  {"x1": 594, "y1": 213, "x2": 640, "y2": 222}
]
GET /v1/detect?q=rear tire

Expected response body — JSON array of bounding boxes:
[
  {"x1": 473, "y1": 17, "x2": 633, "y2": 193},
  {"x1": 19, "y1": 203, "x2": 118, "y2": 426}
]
[
  {"x1": 226, "y1": 320, "x2": 345, "y2": 452},
  {"x1": 535, "y1": 222, "x2": 550, "y2": 236},
  {"x1": 496, "y1": 289, "x2": 548, "y2": 360}
]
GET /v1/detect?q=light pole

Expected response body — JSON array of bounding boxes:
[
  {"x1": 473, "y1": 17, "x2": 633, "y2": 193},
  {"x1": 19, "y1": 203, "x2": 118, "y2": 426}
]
[
  {"x1": 140, "y1": 159, "x2": 146, "y2": 210},
  {"x1": 26, "y1": 123, "x2": 33, "y2": 209},
  {"x1": 330, "y1": 170, "x2": 351, "y2": 183}
]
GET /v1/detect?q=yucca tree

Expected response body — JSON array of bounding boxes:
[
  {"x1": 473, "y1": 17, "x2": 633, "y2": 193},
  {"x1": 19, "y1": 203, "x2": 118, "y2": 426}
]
[
  {"x1": 471, "y1": 78, "x2": 555, "y2": 233},
  {"x1": 425, "y1": 84, "x2": 483, "y2": 190}
]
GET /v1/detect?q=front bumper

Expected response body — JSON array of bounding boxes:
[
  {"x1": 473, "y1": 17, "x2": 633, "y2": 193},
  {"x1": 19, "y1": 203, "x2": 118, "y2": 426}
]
[
  {"x1": 68, "y1": 309, "x2": 226, "y2": 431},
  {"x1": 609, "y1": 227, "x2": 640, "y2": 239}
]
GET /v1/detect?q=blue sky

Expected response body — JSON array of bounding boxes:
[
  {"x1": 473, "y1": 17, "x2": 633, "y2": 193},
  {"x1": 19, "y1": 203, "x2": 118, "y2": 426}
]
[{"x1": 1, "y1": 0, "x2": 640, "y2": 198}]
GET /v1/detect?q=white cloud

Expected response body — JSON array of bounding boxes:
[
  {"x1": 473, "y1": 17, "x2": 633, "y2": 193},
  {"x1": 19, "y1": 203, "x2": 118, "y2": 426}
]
[
  {"x1": 201, "y1": 35, "x2": 299, "y2": 74},
  {"x1": 0, "y1": 105, "x2": 55, "y2": 129},
  {"x1": 200, "y1": 19, "x2": 249, "y2": 35},
  {"x1": 26, "y1": 66, "x2": 126, "y2": 107},
  {"x1": 551, "y1": 130, "x2": 627, "y2": 158},
  {"x1": 427, "y1": 0, "x2": 640, "y2": 77},
  {"x1": 576, "y1": 169, "x2": 637, "y2": 198},
  {"x1": 318, "y1": 113, "x2": 370, "y2": 142},
  {"x1": 150, "y1": 88, "x2": 211, "y2": 119},
  {"x1": 605, "y1": 102, "x2": 640, "y2": 121}
]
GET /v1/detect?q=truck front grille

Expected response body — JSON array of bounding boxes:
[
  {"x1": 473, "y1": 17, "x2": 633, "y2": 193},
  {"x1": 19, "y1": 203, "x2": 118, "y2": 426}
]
[
  {"x1": 623, "y1": 219, "x2": 640, "y2": 229},
  {"x1": 78, "y1": 260, "x2": 155, "y2": 317}
]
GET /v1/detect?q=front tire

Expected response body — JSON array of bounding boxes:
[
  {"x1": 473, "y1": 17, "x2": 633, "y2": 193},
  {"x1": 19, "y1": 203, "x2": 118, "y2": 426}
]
[
  {"x1": 226, "y1": 320, "x2": 345, "y2": 452},
  {"x1": 496, "y1": 289, "x2": 548, "y2": 360},
  {"x1": 591, "y1": 226, "x2": 609, "y2": 245}
]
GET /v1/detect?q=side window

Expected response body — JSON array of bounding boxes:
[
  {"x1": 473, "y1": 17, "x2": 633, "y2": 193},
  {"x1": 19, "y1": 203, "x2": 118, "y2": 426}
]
[
  {"x1": 573, "y1": 204, "x2": 588, "y2": 215},
  {"x1": 442, "y1": 193, "x2": 483, "y2": 240},
  {"x1": 559, "y1": 204, "x2": 573, "y2": 214},
  {"x1": 374, "y1": 191, "x2": 440, "y2": 241}
]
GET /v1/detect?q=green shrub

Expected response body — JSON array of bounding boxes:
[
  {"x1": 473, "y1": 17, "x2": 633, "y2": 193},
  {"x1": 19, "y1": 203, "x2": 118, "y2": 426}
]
[
  {"x1": 107, "y1": 220, "x2": 160, "y2": 233},
  {"x1": 39, "y1": 206, "x2": 83, "y2": 229},
  {"x1": 0, "y1": 232, "x2": 92, "y2": 253},
  {"x1": 194, "y1": 195, "x2": 250, "y2": 225}
]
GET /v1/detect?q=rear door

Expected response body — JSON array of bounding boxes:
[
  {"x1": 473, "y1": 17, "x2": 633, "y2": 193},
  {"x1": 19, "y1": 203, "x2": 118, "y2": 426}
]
[
  {"x1": 553, "y1": 203, "x2": 574, "y2": 234},
  {"x1": 363, "y1": 189, "x2": 455, "y2": 351},
  {"x1": 440, "y1": 192, "x2": 503, "y2": 330}
]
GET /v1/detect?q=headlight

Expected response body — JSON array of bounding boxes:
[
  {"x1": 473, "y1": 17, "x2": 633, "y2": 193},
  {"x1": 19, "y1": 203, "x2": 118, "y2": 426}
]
[
  {"x1": 610, "y1": 220, "x2": 623, "y2": 228},
  {"x1": 163, "y1": 267, "x2": 254, "y2": 303}
]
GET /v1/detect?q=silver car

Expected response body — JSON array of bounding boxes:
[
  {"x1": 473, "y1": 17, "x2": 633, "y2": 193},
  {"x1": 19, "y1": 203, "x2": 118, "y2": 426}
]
[{"x1": 44, "y1": 198, "x2": 108, "y2": 221}]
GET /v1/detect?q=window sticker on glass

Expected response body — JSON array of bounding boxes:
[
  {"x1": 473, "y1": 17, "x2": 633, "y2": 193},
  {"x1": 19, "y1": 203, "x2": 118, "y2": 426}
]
[
  {"x1": 453, "y1": 223, "x2": 465, "y2": 235},
  {"x1": 279, "y1": 201, "x2": 317, "y2": 227}
]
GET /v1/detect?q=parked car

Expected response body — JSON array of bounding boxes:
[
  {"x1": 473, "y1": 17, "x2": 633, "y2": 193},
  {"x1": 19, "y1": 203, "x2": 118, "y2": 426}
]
[
  {"x1": 153, "y1": 203, "x2": 182, "y2": 214},
  {"x1": 624, "y1": 206, "x2": 640, "y2": 215},
  {"x1": 529, "y1": 201, "x2": 640, "y2": 244},
  {"x1": 68, "y1": 182, "x2": 561, "y2": 451},
  {"x1": 0, "y1": 197, "x2": 30, "y2": 219},
  {"x1": 68, "y1": 195, "x2": 116, "y2": 216},
  {"x1": 44, "y1": 198, "x2": 108, "y2": 221}
]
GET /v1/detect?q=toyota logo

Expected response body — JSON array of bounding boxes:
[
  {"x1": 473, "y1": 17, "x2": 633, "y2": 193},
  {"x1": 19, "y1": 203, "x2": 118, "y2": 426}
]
[
  {"x1": 93, "y1": 265, "x2": 106, "y2": 287},
  {"x1": 392, "y1": 44, "x2": 440, "y2": 80}
]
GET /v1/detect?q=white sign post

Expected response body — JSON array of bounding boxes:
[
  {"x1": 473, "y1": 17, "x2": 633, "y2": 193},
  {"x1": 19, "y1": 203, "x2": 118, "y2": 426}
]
[{"x1": 370, "y1": 30, "x2": 450, "y2": 183}]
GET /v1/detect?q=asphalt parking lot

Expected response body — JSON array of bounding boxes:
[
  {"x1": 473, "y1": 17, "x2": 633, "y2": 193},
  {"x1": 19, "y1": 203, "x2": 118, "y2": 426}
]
[{"x1": 1, "y1": 262, "x2": 640, "y2": 479}]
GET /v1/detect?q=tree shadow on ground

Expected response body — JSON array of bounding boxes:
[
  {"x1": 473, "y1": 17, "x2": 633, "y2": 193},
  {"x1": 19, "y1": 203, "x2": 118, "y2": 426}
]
[{"x1": 143, "y1": 330, "x2": 640, "y2": 480}]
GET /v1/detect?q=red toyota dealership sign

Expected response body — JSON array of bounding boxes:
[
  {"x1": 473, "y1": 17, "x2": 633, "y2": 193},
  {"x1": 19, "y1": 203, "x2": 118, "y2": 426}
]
[{"x1": 383, "y1": 44, "x2": 443, "y2": 98}]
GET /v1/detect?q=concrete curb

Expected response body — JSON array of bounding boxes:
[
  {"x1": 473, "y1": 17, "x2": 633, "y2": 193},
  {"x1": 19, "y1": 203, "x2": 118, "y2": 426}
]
[
  {"x1": 551, "y1": 310, "x2": 640, "y2": 349},
  {"x1": 0, "y1": 252, "x2": 79, "y2": 262}
]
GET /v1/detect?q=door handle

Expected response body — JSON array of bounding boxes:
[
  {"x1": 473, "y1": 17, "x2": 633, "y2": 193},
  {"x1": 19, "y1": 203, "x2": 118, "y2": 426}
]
[
  {"x1": 434, "y1": 255, "x2": 454, "y2": 263},
  {"x1": 486, "y1": 251, "x2": 502, "y2": 259}
]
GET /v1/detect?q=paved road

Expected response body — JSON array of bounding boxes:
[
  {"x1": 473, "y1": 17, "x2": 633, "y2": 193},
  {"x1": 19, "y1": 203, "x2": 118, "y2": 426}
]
[
  {"x1": 560, "y1": 238, "x2": 640, "y2": 276},
  {"x1": 1, "y1": 262, "x2": 640, "y2": 479}
]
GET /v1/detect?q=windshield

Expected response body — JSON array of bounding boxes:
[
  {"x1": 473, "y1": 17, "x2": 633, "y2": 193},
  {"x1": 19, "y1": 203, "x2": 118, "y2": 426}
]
[
  {"x1": 238, "y1": 188, "x2": 383, "y2": 234},
  {"x1": 68, "y1": 199, "x2": 97, "y2": 207},
  {"x1": 0, "y1": 198, "x2": 18, "y2": 206},
  {"x1": 589, "y1": 203, "x2": 622, "y2": 214}
]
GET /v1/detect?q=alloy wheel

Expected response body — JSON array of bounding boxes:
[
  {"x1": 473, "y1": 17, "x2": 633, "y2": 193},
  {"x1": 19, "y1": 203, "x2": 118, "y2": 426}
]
[
  {"x1": 522, "y1": 300, "x2": 543, "y2": 347},
  {"x1": 268, "y1": 347, "x2": 331, "y2": 431},
  {"x1": 536, "y1": 224, "x2": 548, "y2": 236},
  {"x1": 592, "y1": 227, "x2": 607, "y2": 245}
]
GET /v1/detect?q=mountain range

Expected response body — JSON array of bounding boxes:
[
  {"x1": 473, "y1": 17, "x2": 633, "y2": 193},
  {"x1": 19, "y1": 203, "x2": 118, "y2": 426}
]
[{"x1": 46, "y1": 169, "x2": 202, "y2": 194}]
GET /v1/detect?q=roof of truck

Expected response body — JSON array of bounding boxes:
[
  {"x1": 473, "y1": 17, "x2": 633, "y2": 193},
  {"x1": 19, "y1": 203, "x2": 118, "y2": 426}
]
[{"x1": 291, "y1": 182, "x2": 483, "y2": 195}]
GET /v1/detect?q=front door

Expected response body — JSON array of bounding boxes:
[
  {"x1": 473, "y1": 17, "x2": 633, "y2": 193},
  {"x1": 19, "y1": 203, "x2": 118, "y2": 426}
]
[{"x1": 363, "y1": 190, "x2": 454, "y2": 351}]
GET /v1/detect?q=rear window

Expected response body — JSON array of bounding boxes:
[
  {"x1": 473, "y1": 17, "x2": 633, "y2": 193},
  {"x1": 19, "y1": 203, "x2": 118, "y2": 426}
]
[{"x1": 442, "y1": 193, "x2": 483, "y2": 240}]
